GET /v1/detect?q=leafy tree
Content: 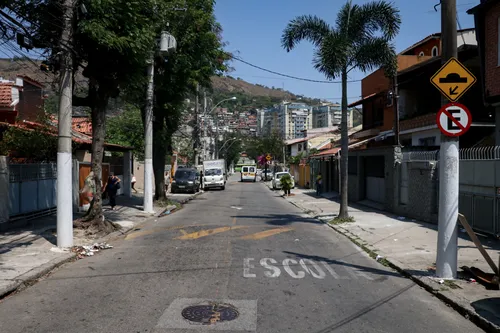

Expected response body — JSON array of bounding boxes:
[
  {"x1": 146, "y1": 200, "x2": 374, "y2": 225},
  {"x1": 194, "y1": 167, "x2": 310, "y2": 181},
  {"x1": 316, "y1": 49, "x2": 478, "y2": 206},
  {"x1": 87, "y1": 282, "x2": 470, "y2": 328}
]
[
  {"x1": 106, "y1": 104, "x2": 144, "y2": 161},
  {"x1": 126, "y1": 0, "x2": 229, "y2": 200},
  {"x1": 281, "y1": 0, "x2": 400, "y2": 218},
  {"x1": 243, "y1": 130, "x2": 284, "y2": 163},
  {"x1": 11, "y1": 0, "x2": 168, "y2": 229}
]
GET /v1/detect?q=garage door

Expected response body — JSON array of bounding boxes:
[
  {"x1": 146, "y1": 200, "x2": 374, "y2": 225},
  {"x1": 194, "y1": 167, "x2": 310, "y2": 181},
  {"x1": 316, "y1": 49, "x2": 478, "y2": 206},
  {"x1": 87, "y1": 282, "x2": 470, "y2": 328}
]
[{"x1": 364, "y1": 156, "x2": 385, "y2": 204}]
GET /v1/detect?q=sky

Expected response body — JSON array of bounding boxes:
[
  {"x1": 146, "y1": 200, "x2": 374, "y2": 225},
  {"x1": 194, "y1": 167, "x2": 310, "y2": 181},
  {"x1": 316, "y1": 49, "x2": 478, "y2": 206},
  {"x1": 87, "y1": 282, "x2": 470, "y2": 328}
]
[{"x1": 214, "y1": 0, "x2": 477, "y2": 103}]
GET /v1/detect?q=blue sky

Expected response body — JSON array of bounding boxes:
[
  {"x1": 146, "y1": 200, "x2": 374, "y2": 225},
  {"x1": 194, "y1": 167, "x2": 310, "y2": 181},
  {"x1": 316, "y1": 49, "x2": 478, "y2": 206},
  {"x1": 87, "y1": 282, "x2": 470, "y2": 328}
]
[{"x1": 215, "y1": 0, "x2": 476, "y2": 103}]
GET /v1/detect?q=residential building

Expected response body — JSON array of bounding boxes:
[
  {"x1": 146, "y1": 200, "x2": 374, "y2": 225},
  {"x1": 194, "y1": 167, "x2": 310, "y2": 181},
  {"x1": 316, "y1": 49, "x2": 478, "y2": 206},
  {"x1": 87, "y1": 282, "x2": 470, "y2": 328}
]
[
  {"x1": 468, "y1": 0, "x2": 500, "y2": 145},
  {"x1": 275, "y1": 101, "x2": 312, "y2": 139},
  {"x1": 399, "y1": 28, "x2": 477, "y2": 57},
  {"x1": 312, "y1": 102, "x2": 356, "y2": 128},
  {"x1": 0, "y1": 75, "x2": 45, "y2": 124}
]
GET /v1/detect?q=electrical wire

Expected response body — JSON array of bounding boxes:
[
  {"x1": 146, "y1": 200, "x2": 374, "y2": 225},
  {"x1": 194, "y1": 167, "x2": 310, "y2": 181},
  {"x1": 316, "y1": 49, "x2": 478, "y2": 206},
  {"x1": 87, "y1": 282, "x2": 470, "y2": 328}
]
[{"x1": 228, "y1": 54, "x2": 362, "y2": 84}]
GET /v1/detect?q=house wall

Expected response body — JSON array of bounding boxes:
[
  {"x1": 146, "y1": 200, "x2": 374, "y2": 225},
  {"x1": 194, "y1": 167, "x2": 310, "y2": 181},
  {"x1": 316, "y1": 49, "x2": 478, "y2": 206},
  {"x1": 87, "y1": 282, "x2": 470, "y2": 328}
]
[
  {"x1": 413, "y1": 38, "x2": 440, "y2": 56},
  {"x1": 485, "y1": 3, "x2": 500, "y2": 97},
  {"x1": 411, "y1": 128, "x2": 441, "y2": 146},
  {"x1": 18, "y1": 82, "x2": 43, "y2": 121}
]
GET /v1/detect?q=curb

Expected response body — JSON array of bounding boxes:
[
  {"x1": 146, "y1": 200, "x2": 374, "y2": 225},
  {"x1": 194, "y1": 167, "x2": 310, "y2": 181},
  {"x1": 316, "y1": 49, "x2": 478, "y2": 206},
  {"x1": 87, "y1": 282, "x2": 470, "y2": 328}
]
[
  {"x1": 0, "y1": 191, "x2": 202, "y2": 301},
  {"x1": 279, "y1": 192, "x2": 500, "y2": 333},
  {"x1": 0, "y1": 252, "x2": 76, "y2": 300}
]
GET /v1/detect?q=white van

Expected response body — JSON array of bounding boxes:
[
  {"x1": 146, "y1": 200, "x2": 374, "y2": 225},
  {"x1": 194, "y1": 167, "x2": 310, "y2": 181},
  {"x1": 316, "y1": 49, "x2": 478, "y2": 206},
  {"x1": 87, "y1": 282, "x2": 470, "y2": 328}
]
[{"x1": 240, "y1": 165, "x2": 257, "y2": 182}]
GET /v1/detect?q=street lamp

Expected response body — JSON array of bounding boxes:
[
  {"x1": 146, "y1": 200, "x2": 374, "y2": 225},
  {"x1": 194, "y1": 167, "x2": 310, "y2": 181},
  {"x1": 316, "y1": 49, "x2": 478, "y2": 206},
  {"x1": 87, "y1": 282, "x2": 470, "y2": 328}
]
[{"x1": 143, "y1": 30, "x2": 177, "y2": 213}]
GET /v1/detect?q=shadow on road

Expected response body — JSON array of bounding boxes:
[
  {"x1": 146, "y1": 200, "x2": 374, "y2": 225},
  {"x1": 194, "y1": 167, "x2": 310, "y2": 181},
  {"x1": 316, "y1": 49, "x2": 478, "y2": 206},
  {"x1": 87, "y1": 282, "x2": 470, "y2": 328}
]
[
  {"x1": 232, "y1": 213, "x2": 322, "y2": 226},
  {"x1": 283, "y1": 250, "x2": 402, "y2": 278}
]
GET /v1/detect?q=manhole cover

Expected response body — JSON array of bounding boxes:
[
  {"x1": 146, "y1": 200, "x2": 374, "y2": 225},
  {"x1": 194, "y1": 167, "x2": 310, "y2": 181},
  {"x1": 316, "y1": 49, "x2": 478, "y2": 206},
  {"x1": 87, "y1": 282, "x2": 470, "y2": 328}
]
[{"x1": 182, "y1": 303, "x2": 239, "y2": 325}]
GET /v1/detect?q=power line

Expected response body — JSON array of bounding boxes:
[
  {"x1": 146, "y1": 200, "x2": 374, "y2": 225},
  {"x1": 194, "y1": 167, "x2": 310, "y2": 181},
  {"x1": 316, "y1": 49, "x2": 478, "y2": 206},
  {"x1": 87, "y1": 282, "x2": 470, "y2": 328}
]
[{"x1": 229, "y1": 54, "x2": 362, "y2": 84}]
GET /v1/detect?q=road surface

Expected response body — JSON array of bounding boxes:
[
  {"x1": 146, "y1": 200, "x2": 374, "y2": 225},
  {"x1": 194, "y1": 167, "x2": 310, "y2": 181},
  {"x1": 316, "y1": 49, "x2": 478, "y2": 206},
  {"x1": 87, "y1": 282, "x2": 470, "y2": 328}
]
[{"x1": 0, "y1": 175, "x2": 482, "y2": 332}]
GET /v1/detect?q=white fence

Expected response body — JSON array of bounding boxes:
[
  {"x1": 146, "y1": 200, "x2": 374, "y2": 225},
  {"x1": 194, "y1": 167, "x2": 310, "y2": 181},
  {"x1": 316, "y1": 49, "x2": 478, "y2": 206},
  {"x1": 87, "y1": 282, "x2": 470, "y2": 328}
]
[{"x1": 9, "y1": 163, "x2": 57, "y2": 219}]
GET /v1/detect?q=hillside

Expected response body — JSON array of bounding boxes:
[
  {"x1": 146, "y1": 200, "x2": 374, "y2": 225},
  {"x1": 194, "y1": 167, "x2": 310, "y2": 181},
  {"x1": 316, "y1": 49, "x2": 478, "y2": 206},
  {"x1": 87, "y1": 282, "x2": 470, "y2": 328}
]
[{"x1": 0, "y1": 58, "x2": 319, "y2": 109}]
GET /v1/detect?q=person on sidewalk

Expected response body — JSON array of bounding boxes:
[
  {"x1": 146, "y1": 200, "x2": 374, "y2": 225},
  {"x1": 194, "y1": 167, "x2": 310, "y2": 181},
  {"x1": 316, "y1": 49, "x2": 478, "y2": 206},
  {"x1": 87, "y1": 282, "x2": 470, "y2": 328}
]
[
  {"x1": 316, "y1": 172, "x2": 323, "y2": 197},
  {"x1": 104, "y1": 173, "x2": 121, "y2": 210},
  {"x1": 131, "y1": 174, "x2": 137, "y2": 193}
]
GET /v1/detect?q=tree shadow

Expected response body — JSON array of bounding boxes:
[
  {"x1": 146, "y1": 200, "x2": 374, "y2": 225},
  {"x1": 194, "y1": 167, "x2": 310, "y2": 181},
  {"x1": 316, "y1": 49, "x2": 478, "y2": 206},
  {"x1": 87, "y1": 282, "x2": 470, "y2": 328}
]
[
  {"x1": 282, "y1": 250, "x2": 403, "y2": 279},
  {"x1": 231, "y1": 213, "x2": 322, "y2": 226}
]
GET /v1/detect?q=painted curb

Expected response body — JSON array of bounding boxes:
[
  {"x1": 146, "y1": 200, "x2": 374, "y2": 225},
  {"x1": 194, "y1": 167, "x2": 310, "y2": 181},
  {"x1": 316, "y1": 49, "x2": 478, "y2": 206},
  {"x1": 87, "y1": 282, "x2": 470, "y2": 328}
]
[
  {"x1": 279, "y1": 193, "x2": 500, "y2": 333},
  {"x1": 0, "y1": 252, "x2": 76, "y2": 300}
]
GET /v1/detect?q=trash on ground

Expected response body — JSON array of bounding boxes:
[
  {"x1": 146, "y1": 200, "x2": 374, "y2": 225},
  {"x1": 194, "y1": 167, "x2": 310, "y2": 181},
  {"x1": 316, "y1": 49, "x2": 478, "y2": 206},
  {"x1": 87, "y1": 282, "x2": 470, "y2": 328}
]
[
  {"x1": 460, "y1": 228, "x2": 466, "y2": 233},
  {"x1": 438, "y1": 279, "x2": 445, "y2": 284},
  {"x1": 376, "y1": 255, "x2": 384, "y2": 261},
  {"x1": 71, "y1": 242, "x2": 113, "y2": 259},
  {"x1": 468, "y1": 278, "x2": 477, "y2": 283},
  {"x1": 397, "y1": 216, "x2": 405, "y2": 220}
]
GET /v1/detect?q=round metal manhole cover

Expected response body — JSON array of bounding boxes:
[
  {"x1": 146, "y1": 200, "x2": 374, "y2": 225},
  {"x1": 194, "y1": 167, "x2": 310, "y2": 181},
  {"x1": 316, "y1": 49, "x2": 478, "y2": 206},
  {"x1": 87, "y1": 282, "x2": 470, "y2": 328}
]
[{"x1": 182, "y1": 303, "x2": 239, "y2": 325}]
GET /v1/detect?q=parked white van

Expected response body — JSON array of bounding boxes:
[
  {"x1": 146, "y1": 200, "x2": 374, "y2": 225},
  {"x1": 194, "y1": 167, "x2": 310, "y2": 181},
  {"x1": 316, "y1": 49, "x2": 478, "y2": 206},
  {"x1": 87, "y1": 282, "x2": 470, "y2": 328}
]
[{"x1": 240, "y1": 165, "x2": 257, "y2": 182}]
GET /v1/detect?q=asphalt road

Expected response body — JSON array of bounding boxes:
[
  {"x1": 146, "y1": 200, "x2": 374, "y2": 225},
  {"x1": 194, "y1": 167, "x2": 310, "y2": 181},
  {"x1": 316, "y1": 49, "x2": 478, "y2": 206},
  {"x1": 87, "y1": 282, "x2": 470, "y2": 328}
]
[{"x1": 0, "y1": 175, "x2": 482, "y2": 333}]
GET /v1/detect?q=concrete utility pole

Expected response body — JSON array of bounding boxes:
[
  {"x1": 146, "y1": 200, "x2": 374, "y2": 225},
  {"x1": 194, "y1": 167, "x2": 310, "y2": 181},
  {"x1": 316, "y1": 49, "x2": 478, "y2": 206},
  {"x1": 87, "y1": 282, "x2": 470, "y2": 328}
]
[
  {"x1": 143, "y1": 54, "x2": 154, "y2": 214},
  {"x1": 143, "y1": 30, "x2": 176, "y2": 213},
  {"x1": 193, "y1": 83, "x2": 200, "y2": 166},
  {"x1": 437, "y1": 0, "x2": 458, "y2": 279},
  {"x1": 203, "y1": 91, "x2": 207, "y2": 161},
  {"x1": 56, "y1": 0, "x2": 74, "y2": 248},
  {"x1": 215, "y1": 110, "x2": 220, "y2": 159}
]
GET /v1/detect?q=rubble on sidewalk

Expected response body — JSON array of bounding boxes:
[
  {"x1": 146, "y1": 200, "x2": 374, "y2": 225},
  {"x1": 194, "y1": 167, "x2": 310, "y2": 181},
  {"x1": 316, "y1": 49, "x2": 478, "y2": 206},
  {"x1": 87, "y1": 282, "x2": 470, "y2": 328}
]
[{"x1": 71, "y1": 242, "x2": 113, "y2": 259}]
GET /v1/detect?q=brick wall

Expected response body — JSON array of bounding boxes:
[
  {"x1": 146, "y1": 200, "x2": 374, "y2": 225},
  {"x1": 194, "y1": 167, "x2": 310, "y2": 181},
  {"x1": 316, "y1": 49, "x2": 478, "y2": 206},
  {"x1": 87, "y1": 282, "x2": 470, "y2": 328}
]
[
  {"x1": 412, "y1": 38, "x2": 440, "y2": 56},
  {"x1": 18, "y1": 82, "x2": 43, "y2": 121},
  {"x1": 485, "y1": 3, "x2": 500, "y2": 97}
]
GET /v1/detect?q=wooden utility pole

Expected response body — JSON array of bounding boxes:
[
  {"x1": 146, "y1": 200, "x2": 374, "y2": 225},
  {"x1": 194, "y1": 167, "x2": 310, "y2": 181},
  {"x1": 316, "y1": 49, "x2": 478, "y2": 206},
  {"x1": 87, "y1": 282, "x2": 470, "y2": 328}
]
[{"x1": 56, "y1": 0, "x2": 75, "y2": 247}]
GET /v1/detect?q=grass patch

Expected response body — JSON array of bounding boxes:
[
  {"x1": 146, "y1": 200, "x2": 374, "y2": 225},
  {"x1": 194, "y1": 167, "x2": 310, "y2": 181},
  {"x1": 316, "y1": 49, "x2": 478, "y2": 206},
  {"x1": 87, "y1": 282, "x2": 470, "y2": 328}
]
[
  {"x1": 329, "y1": 216, "x2": 355, "y2": 225},
  {"x1": 443, "y1": 279, "x2": 461, "y2": 289},
  {"x1": 155, "y1": 198, "x2": 181, "y2": 209}
]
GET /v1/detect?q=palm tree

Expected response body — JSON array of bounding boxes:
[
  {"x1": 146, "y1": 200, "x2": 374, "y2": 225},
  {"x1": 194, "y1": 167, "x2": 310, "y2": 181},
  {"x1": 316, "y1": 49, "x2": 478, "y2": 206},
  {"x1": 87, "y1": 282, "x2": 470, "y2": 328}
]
[{"x1": 281, "y1": 0, "x2": 401, "y2": 218}]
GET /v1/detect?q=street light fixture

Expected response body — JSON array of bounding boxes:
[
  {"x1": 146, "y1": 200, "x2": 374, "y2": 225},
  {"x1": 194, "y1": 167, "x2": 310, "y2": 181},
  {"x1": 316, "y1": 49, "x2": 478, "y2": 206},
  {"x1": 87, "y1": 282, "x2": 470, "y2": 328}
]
[{"x1": 201, "y1": 97, "x2": 237, "y2": 160}]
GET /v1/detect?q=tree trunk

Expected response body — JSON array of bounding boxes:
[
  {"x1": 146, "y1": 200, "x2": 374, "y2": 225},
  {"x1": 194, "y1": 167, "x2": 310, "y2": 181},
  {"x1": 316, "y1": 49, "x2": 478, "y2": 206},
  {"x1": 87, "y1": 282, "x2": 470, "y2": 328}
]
[
  {"x1": 153, "y1": 114, "x2": 167, "y2": 200},
  {"x1": 75, "y1": 86, "x2": 117, "y2": 234},
  {"x1": 339, "y1": 67, "x2": 349, "y2": 218}
]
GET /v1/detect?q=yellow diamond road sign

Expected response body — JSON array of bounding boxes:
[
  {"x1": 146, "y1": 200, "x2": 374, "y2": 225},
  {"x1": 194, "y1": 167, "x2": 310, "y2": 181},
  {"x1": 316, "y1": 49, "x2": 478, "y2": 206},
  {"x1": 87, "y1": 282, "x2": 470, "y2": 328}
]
[
  {"x1": 430, "y1": 57, "x2": 476, "y2": 102},
  {"x1": 266, "y1": 154, "x2": 272, "y2": 161}
]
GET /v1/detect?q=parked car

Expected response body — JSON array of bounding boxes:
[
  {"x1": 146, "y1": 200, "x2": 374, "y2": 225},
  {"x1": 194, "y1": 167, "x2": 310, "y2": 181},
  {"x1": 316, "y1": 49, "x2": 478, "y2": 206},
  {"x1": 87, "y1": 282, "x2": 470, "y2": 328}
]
[
  {"x1": 171, "y1": 168, "x2": 200, "y2": 194},
  {"x1": 272, "y1": 172, "x2": 295, "y2": 190},
  {"x1": 261, "y1": 170, "x2": 273, "y2": 181}
]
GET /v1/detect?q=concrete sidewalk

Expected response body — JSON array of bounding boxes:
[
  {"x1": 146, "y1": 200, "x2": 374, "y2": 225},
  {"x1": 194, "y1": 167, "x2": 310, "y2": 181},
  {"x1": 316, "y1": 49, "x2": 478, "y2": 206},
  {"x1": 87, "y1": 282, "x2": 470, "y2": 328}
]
[
  {"x1": 279, "y1": 187, "x2": 500, "y2": 332},
  {"x1": 0, "y1": 192, "x2": 200, "y2": 299}
]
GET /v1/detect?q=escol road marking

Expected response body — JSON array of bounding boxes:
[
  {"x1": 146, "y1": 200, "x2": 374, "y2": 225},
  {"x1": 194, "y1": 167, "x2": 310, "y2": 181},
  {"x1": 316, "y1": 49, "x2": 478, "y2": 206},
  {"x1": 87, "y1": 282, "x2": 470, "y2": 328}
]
[{"x1": 243, "y1": 258, "x2": 373, "y2": 280}]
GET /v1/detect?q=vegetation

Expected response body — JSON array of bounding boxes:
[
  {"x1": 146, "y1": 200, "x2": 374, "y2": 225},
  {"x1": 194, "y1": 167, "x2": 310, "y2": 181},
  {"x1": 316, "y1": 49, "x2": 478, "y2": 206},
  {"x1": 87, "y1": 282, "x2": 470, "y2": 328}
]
[
  {"x1": 281, "y1": 0, "x2": 401, "y2": 218},
  {"x1": 243, "y1": 131, "x2": 284, "y2": 162},
  {"x1": 106, "y1": 105, "x2": 145, "y2": 161},
  {"x1": 280, "y1": 173, "x2": 293, "y2": 196}
]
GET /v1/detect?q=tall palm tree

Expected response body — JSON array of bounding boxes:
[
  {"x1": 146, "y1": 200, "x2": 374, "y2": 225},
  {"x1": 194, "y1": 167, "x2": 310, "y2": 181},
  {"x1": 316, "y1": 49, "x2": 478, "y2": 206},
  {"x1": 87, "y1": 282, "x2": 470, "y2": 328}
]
[{"x1": 281, "y1": 0, "x2": 401, "y2": 218}]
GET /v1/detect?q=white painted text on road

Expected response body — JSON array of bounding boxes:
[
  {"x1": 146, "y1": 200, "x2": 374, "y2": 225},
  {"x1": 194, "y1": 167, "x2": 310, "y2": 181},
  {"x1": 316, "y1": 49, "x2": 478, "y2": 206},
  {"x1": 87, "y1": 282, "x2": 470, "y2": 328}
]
[{"x1": 243, "y1": 258, "x2": 373, "y2": 280}]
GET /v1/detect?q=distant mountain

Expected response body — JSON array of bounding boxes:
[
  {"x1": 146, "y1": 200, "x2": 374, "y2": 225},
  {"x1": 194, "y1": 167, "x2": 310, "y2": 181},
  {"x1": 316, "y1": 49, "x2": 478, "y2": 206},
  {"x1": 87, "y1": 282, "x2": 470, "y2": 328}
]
[{"x1": 0, "y1": 58, "x2": 320, "y2": 108}]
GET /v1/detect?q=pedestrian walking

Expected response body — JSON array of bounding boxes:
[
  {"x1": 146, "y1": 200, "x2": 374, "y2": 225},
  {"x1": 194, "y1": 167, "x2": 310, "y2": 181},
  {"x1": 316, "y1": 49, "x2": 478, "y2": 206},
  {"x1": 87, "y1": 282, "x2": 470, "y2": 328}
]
[
  {"x1": 316, "y1": 172, "x2": 323, "y2": 197},
  {"x1": 131, "y1": 174, "x2": 137, "y2": 193},
  {"x1": 104, "y1": 173, "x2": 121, "y2": 210}
]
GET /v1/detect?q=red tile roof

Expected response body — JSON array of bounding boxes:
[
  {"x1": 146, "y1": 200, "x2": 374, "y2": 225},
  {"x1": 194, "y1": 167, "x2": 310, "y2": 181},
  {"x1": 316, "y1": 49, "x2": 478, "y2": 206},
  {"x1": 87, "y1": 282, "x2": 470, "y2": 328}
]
[
  {"x1": 0, "y1": 83, "x2": 13, "y2": 108},
  {"x1": 16, "y1": 75, "x2": 45, "y2": 89},
  {"x1": 71, "y1": 117, "x2": 92, "y2": 135}
]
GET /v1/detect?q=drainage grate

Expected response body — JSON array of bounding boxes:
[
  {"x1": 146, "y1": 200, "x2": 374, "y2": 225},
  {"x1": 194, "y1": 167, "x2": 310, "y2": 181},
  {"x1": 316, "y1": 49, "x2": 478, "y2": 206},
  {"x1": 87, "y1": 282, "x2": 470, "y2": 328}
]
[{"x1": 181, "y1": 303, "x2": 239, "y2": 325}]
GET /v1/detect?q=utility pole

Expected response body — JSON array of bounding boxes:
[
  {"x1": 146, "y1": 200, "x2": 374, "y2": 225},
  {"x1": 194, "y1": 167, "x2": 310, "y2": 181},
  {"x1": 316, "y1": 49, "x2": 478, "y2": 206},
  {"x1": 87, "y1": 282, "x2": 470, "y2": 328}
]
[
  {"x1": 215, "y1": 110, "x2": 220, "y2": 159},
  {"x1": 392, "y1": 76, "x2": 400, "y2": 146},
  {"x1": 143, "y1": 54, "x2": 154, "y2": 214},
  {"x1": 193, "y1": 83, "x2": 200, "y2": 166},
  {"x1": 436, "y1": 0, "x2": 458, "y2": 279},
  {"x1": 203, "y1": 91, "x2": 207, "y2": 161},
  {"x1": 57, "y1": 0, "x2": 74, "y2": 248}
]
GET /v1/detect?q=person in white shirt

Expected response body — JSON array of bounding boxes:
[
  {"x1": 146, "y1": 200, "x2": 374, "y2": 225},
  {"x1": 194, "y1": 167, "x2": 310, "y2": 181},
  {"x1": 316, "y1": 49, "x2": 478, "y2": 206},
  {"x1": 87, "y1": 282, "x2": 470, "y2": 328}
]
[{"x1": 131, "y1": 174, "x2": 137, "y2": 193}]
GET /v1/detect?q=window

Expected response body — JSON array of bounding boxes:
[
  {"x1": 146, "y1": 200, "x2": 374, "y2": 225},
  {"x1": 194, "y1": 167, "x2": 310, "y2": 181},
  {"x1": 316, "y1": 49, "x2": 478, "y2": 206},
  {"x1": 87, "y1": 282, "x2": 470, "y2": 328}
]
[
  {"x1": 419, "y1": 137, "x2": 436, "y2": 147},
  {"x1": 431, "y1": 46, "x2": 438, "y2": 57},
  {"x1": 419, "y1": 51, "x2": 425, "y2": 56}
]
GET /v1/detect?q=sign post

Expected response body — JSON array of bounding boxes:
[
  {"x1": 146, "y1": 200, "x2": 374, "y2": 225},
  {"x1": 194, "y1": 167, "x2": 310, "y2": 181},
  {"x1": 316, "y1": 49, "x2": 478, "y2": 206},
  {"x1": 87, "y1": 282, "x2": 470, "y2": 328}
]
[
  {"x1": 431, "y1": 1, "x2": 476, "y2": 279},
  {"x1": 264, "y1": 154, "x2": 272, "y2": 181}
]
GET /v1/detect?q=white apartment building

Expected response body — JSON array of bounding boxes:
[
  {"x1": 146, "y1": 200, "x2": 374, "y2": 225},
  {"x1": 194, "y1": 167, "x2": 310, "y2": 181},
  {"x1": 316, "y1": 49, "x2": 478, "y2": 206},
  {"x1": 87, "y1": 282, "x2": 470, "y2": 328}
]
[
  {"x1": 312, "y1": 102, "x2": 356, "y2": 129},
  {"x1": 276, "y1": 101, "x2": 313, "y2": 139}
]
